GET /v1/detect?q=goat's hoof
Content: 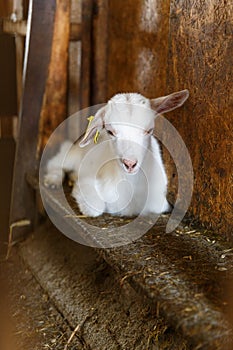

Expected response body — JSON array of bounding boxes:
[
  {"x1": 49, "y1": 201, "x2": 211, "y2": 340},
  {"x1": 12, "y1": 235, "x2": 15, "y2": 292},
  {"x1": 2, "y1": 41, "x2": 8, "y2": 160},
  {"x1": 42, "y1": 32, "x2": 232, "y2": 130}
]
[{"x1": 78, "y1": 204, "x2": 103, "y2": 217}]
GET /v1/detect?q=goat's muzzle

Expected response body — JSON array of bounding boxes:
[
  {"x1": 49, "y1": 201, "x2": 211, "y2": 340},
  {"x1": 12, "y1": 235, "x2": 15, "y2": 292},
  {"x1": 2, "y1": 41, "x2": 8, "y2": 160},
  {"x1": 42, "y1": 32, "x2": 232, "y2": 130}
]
[{"x1": 121, "y1": 158, "x2": 138, "y2": 174}]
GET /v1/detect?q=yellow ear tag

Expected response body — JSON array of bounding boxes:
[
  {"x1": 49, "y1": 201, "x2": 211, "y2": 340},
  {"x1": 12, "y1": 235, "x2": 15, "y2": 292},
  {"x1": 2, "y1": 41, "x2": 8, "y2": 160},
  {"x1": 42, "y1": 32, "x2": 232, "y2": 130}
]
[
  {"x1": 94, "y1": 130, "x2": 100, "y2": 144},
  {"x1": 86, "y1": 116, "x2": 100, "y2": 144}
]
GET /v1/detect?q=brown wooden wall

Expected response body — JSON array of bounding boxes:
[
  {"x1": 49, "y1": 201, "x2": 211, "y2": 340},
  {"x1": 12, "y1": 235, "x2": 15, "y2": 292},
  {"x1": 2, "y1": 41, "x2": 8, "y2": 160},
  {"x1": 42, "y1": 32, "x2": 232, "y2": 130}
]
[
  {"x1": 103, "y1": 0, "x2": 233, "y2": 236},
  {"x1": 166, "y1": 0, "x2": 233, "y2": 236}
]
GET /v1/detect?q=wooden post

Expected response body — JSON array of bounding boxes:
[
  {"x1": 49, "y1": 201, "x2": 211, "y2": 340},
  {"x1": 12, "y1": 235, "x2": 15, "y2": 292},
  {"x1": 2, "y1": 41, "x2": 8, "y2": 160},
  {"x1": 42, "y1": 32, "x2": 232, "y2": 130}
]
[
  {"x1": 67, "y1": 0, "x2": 82, "y2": 141},
  {"x1": 68, "y1": 0, "x2": 81, "y2": 117},
  {"x1": 9, "y1": 0, "x2": 56, "y2": 240}
]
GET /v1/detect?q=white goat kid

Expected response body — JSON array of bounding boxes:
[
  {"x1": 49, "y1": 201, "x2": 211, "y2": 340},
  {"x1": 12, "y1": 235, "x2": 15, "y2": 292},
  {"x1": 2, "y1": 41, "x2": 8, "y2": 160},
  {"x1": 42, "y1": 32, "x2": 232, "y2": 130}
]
[{"x1": 44, "y1": 90, "x2": 189, "y2": 217}]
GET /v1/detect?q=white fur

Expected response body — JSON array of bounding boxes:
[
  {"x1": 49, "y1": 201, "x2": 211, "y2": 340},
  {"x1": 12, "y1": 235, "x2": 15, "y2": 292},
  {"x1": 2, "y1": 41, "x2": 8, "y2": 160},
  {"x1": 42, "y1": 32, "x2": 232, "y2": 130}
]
[{"x1": 44, "y1": 91, "x2": 189, "y2": 217}]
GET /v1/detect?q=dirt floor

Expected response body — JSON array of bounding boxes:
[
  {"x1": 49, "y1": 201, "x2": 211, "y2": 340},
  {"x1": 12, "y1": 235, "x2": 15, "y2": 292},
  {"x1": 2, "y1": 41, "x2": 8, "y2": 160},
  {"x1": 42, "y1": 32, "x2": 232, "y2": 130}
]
[
  {"x1": 0, "y1": 223, "x2": 191, "y2": 350},
  {"x1": 0, "y1": 250, "x2": 83, "y2": 350}
]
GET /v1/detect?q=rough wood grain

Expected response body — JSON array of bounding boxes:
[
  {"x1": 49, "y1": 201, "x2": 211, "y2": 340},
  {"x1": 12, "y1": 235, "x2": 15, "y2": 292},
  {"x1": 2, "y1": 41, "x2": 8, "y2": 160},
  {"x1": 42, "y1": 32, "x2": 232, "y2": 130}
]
[
  {"x1": 91, "y1": 0, "x2": 108, "y2": 104},
  {"x1": 107, "y1": 0, "x2": 170, "y2": 99},
  {"x1": 167, "y1": 0, "x2": 233, "y2": 238}
]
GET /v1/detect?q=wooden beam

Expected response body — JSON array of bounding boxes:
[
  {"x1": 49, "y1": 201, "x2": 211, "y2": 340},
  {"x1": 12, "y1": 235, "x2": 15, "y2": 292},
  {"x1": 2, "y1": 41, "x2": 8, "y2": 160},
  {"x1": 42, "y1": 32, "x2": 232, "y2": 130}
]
[
  {"x1": 9, "y1": 0, "x2": 56, "y2": 240},
  {"x1": 3, "y1": 19, "x2": 27, "y2": 36},
  {"x1": 67, "y1": 0, "x2": 82, "y2": 139},
  {"x1": 3, "y1": 19, "x2": 81, "y2": 41}
]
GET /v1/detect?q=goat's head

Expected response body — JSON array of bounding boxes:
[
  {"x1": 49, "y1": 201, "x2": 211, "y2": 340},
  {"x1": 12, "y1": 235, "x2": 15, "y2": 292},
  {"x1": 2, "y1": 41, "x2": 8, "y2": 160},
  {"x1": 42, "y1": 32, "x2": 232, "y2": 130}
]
[{"x1": 79, "y1": 90, "x2": 189, "y2": 174}]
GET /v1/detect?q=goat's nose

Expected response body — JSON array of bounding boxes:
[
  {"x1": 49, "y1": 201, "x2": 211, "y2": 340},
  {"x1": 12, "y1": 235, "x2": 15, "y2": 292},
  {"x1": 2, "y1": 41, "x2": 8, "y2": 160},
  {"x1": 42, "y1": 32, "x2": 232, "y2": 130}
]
[{"x1": 122, "y1": 158, "x2": 138, "y2": 171}]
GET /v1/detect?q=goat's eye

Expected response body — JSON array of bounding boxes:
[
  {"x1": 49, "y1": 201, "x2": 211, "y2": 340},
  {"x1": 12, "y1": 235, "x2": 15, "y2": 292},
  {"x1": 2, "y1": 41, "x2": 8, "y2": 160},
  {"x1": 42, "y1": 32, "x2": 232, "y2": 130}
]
[
  {"x1": 106, "y1": 129, "x2": 116, "y2": 137},
  {"x1": 145, "y1": 128, "x2": 154, "y2": 135}
]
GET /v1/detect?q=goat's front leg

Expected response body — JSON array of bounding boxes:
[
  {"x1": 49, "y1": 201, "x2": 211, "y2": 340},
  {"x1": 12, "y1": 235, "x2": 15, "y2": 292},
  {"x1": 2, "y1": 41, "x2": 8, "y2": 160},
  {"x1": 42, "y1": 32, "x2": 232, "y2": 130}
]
[
  {"x1": 72, "y1": 180, "x2": 105, "y2": 217},
  {"x1": 143, "y1": 171, "x2": 170, "y2": 215},
  {"x1": 44, "y1": 141, "x2": 75, "y2": 188}
]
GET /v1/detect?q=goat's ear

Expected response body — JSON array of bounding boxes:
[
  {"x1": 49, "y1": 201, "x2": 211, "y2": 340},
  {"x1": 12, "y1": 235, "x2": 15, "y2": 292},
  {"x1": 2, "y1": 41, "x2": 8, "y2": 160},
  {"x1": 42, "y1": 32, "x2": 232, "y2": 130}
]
[
  {"x1": 150, "y1": 89, "x2": 189, "y2": 115},
  {"x1": 79, "y1": 106, "x2": 106, "y2": 147}
]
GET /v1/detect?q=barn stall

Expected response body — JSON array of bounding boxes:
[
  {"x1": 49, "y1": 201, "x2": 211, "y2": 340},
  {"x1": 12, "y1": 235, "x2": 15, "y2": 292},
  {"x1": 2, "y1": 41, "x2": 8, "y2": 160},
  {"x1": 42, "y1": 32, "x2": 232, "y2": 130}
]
[{"x1": 0, "y1": 0, "x2": 233, "y2": 349}]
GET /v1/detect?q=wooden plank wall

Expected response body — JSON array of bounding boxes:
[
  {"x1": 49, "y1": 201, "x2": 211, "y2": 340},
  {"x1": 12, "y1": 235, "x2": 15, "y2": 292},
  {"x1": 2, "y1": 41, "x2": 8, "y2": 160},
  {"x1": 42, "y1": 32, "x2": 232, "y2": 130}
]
[
  {"x1": 39, "y1": 0, "x2": 70, "y2": 150},
  {"x1": 167, "y1": 0, "x2": 233, "y2": 236},
  {"x1": 104, "y1": 0, "x2": 232, "y2": 237}
]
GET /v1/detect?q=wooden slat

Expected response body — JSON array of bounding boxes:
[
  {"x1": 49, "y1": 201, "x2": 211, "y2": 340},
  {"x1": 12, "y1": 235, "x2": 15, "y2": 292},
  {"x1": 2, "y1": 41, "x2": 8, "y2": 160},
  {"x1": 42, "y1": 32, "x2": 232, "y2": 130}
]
[
  {"x1": 68, "y1": 0, "x2": 82, "y2": 119},
  {"x1": 68, "y1": 41, "x2": 81, "y2": 116},
  {"x1": 3, "y1": 19, "x2": 27, "y2": 36},
  {"x1": 39, "y1": 0, "x2": 70, "y2": 151},
  {"x1": 80, "y1": 0, "x2": 93, "y2": 109},
  {"x1": 9, "y1": 0, "x2": 56, "y2": 240},
  {"x1": 68, "y1": 41, "x2": 82, "y2": 141}
]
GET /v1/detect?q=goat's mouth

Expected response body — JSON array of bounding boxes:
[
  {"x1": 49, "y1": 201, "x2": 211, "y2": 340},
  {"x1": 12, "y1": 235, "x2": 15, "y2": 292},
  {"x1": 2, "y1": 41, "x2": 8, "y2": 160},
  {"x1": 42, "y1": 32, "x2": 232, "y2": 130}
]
[{"x1": 124, "y1": 168, "x2": 139, "y2": 174}]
